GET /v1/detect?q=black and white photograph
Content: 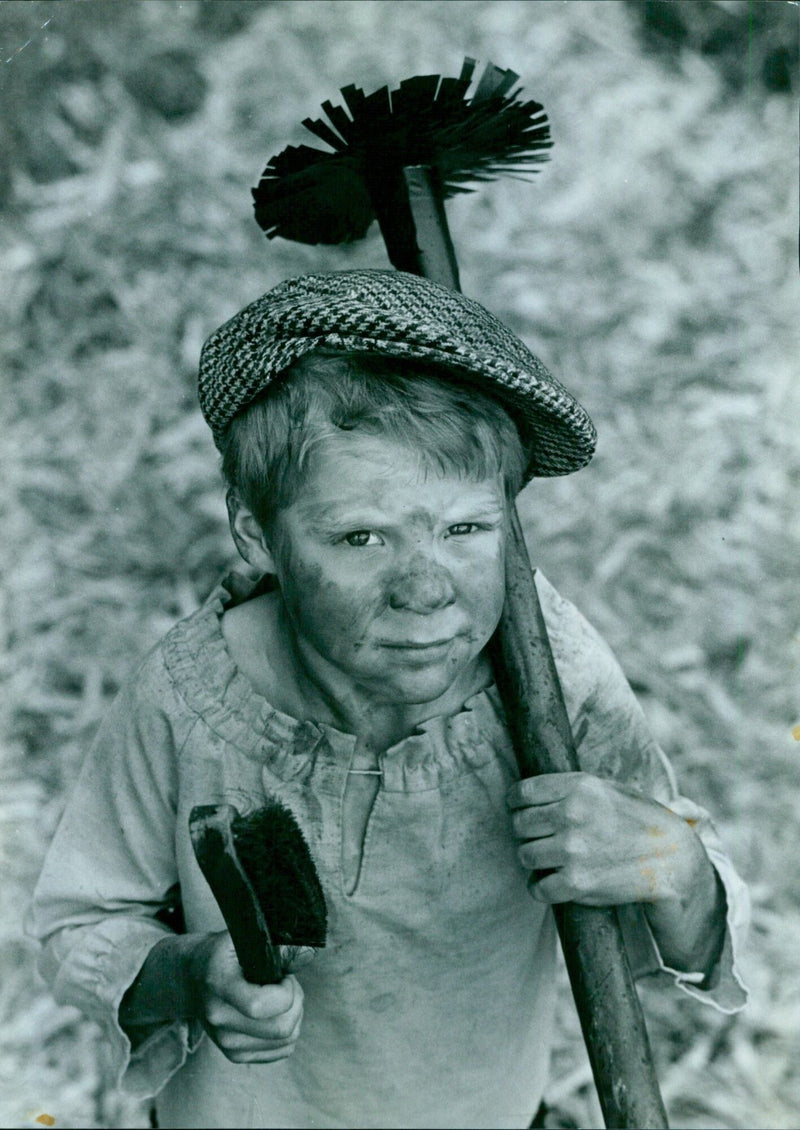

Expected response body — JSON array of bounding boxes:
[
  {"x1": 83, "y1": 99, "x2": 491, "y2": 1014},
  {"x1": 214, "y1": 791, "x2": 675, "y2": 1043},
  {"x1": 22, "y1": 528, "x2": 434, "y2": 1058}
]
[{"x1": 1, "y1": 2, "x2": 797, "y2": 1127}]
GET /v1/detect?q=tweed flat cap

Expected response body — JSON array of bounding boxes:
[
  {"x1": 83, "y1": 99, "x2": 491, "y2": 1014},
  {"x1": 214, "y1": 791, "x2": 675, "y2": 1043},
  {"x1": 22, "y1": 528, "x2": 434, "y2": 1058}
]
[{"x1": 198, "y1": 269, "x2": 596, "y2": 479}]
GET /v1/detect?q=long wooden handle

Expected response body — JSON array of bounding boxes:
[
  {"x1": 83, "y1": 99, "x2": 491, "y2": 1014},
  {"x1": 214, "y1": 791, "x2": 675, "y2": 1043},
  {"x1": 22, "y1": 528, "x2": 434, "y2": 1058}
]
[
  {"x1": 493, "y1": 510, "x2": 668, "y2": 1129},
  {"x1": 399, "y1": 166, "x2": 668, "y2": 1129}
]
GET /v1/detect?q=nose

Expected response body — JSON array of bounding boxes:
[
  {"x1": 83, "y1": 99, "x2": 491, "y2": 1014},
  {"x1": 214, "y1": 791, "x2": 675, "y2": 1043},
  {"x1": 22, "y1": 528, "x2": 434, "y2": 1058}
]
[{"x1": 387, "y1": 555, "x2": 456, "y2": 614}]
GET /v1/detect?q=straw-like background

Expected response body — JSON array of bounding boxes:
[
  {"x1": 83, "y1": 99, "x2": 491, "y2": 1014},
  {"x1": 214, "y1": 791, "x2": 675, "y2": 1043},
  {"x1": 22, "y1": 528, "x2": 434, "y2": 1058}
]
[{"x1": 1, "y1": 2, "x2": 797, "y2": 1127}]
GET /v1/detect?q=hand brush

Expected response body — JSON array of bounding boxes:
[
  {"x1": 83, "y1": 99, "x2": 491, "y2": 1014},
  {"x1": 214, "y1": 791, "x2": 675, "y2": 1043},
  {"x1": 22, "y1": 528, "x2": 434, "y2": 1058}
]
[
  {"x1": 189, "y1": 799, "x2": 327, "y2": 985},
  {"x1": 250, "y1": 59, "x2": 668, "y2": 1128}
]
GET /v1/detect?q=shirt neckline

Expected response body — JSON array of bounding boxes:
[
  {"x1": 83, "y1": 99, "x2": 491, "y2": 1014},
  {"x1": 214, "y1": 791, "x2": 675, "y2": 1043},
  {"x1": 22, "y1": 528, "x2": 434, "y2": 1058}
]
[{"x1": 162, "y1": 572, "x2": 514, "y2": 791}]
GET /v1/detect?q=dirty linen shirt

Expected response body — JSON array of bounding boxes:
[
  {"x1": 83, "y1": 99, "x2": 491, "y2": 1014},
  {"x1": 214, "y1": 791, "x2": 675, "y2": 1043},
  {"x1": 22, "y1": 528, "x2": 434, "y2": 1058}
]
[{"x1": 29, "y1": 572, "x2": 748, "y2": 1130}]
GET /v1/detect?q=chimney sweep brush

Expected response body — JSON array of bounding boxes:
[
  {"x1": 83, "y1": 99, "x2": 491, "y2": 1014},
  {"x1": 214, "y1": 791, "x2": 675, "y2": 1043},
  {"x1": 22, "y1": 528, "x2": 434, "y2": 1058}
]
[{"x1": 250, "y1": 59, "x2": 668, "y2": 1129}]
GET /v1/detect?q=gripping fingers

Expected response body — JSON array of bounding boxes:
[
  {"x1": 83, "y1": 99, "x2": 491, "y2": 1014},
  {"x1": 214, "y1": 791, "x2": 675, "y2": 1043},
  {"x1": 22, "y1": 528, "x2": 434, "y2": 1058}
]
[
  {"x1": 517, "y1": 828, "x2": 572, "y2": 872},
  {"x1": 226, "y1": 1045, "x2": 297, "y2": 1064},
  {"x1": 206, "y1": 990, "x2": 303, "y2": 1039},
  {"x1": 211, "y1": 1006, "x2": 304, "y2": 1063},
  {"x1": 221, "y1": 972, "x2": 303, "y2": 1024},
  {"x1": 205, "y1": 974, "x2": 304, "y2": 1058},
  {"x1": 528, "y1": 865, "x2": 591, "y2": 905}
]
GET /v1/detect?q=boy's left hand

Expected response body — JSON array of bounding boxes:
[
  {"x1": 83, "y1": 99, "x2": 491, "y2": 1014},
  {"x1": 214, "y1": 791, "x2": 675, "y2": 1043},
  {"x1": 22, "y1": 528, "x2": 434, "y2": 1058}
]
[{"x1": 507, "y1": 771, "x2": 709, "y2": 908}]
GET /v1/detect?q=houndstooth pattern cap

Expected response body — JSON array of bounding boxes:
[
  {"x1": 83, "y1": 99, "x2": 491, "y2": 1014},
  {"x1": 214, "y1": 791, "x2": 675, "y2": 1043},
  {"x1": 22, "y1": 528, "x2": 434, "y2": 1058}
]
[{"x1": 198, "y1": 270, "x2": 596, "y2": 479}]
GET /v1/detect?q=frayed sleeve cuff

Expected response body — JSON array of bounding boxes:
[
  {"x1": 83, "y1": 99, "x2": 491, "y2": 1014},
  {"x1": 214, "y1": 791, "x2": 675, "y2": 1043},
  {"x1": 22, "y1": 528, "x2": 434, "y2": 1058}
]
[
  {"x1": 44, "y1": 916, "x2": 204, "y2": 1100},
  {"x1": 617, "y1": 801, "x2": 750, "y2": 1015}
]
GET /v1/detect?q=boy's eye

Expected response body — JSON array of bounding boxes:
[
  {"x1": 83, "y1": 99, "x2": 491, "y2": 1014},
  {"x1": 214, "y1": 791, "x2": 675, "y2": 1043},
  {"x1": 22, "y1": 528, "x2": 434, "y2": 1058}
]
[
  {"x1": 447, "y1": 523, "x2": 478, "y2": 536},
  {"x1": 343, "y1": 530, "x2": 381, "y2": 547}
]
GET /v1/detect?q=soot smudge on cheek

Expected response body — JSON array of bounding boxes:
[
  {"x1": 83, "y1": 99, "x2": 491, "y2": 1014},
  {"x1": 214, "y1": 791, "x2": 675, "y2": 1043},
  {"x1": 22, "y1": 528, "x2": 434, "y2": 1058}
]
[{"x1": 279, "y1": 555, "x2": 373, "y2": 656}]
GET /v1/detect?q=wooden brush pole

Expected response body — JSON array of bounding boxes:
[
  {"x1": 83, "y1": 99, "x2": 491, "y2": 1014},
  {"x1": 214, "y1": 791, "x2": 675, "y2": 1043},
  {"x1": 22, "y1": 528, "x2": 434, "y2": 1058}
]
[
  {"x1": 402, "y1": 165, "x2": 668, "y2": 1130},
  {"x1": 371, "y1": 166, "x2": 460, "y2": 287},
  {"x1": 399, "y1": 167, "x2": 461, "y2": 289},
  {"x1": 495, "y1": 510, "x2": 668, "y2": 1130}
]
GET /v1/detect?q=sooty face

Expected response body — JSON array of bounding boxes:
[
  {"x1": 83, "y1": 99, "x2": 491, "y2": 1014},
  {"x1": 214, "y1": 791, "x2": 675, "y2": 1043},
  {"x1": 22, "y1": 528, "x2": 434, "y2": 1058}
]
[{"x1": 268, "y1": 433, "x2": 508, "y2": 709}]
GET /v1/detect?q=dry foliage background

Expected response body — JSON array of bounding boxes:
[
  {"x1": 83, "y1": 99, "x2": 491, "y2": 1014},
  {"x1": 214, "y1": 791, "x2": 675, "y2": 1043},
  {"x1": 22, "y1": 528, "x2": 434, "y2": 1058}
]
[{"x1": 1, "y1": 1, "x2": 797, "y2": 1127}]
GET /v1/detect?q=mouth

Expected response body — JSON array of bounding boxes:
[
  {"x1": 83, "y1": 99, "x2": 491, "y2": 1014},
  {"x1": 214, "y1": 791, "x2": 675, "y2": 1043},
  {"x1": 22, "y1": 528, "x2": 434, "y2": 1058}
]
[{"x1": 378, "y1": 638, "x2": 456, "y2": 655}]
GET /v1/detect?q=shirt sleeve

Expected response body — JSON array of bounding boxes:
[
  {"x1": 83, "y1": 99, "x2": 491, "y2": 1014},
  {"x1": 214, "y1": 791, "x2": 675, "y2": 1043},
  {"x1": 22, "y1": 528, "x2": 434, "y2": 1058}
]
[
  {"x1": 25, "y1": 645, "x2": 205, "y2": 1100},
  {"x1": 535, "y1": 571, "x2": 749, "y2": 1014}
]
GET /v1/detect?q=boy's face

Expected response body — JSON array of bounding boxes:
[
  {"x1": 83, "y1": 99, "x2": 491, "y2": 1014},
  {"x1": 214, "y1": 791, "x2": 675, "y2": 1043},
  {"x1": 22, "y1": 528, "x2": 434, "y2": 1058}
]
[{"x1": 267, "y1": 433, "x2": 508, "y2": 708}]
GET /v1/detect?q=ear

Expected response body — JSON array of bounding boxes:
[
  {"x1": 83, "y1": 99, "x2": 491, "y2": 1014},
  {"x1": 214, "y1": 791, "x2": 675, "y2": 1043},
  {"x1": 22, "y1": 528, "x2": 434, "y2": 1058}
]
[{"x1": 226, "y1": 490, "x2": 278, "y2": 574}]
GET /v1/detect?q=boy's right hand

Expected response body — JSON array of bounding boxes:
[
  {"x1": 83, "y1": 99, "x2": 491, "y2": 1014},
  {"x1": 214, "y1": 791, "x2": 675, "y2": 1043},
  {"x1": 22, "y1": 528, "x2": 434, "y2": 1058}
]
[{"x1": 189, "y1": 932, "x2": 304, "y2": 1063}]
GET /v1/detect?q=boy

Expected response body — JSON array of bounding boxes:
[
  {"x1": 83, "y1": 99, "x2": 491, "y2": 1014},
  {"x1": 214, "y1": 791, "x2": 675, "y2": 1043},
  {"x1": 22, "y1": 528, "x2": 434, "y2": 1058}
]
[{"x1": 30, "y1": 270, "x2": 748, "y2": 1129}]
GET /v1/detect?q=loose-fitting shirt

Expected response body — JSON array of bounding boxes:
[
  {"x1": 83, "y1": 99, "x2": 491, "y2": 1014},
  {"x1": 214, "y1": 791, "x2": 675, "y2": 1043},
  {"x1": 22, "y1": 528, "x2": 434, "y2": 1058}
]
[{"x1": 28, "y1": 572, "x2": 749, "y2": 1130}]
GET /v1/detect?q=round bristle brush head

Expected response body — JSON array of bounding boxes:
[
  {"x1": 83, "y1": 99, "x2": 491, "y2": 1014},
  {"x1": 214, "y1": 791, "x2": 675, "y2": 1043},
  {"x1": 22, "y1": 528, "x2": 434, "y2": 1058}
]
[{"x1": 252, "y1": 58, "x2": 552, "y2": 245}]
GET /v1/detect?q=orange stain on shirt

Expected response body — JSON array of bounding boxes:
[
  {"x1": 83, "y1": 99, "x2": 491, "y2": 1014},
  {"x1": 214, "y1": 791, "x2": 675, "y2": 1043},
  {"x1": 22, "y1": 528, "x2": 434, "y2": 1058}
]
[
  {"x1": 35, "y1": 1117, "x2": 55, "y2": 1127},
  {"x1": 792, "y1": 724, "x2": 800, "y2": 741},
  {"x1": 638, "y1": 863, "x2": 658, "y2": 898}
]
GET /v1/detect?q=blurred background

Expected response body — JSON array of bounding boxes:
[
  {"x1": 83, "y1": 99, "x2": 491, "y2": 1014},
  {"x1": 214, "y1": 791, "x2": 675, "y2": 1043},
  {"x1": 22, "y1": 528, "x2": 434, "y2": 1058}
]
[{"x1": 1, "y1": 1, "x2": 797, "y2": 1126}]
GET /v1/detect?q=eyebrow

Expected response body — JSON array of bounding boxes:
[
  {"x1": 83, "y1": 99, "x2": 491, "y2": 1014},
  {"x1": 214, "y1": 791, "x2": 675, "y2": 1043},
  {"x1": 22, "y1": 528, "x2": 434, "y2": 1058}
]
[
  {"x1": 295, "y1": 502, "x2": 377, "y2": 525},
  {"x1": 296, "y1": 499, "x2": 505, "y2": 527}
]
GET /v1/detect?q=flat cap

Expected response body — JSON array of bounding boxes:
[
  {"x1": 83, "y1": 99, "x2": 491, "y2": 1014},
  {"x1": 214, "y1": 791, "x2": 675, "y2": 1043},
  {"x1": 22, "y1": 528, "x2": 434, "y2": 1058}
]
[{"x1": 198, "y1": 269, "x2": 596, "y2": 479}]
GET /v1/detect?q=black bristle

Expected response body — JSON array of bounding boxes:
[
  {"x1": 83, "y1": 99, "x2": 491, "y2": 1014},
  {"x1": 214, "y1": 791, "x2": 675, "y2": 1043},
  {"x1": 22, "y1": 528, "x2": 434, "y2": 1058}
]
[
  {"x1": 398, "y1": 74, "x2": 441, "y2": 107},
  {"x1": 459, "y1": 57, "x2": 477, "y2": 84},
  {"x1": 363, "y1": 84, "x2": 392, "y2": 120},
  {"x1": 252, "y1": 58, "x2": 552, "y2": 247},
  {"x1": 231, "y1": 799, "x2": 327, "y2": 950},
  {"x1": 301, "y1": 114, "x2": 346, "y2": 152},
  {"x1": 434, "y1": 74, "x2": 472, "y2": 110},
  {"x1": 472, "y1": 62, "x2": 519, "y2": 102},
  {"x1": 339, "y1": 82, "x2": 367, "y2": 118},
  {"x1": 252, "y1": 151, "x2": 372, "y2": 244},
  {"x1": 320, "y1": 98, "x2": 353, "y2": 144}
]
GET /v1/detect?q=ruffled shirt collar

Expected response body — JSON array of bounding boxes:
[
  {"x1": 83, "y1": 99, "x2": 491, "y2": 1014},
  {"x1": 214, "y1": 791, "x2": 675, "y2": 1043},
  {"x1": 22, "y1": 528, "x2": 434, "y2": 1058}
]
[{"x1": 162, "y1": 572, "x2": 515, "y2": 793}]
